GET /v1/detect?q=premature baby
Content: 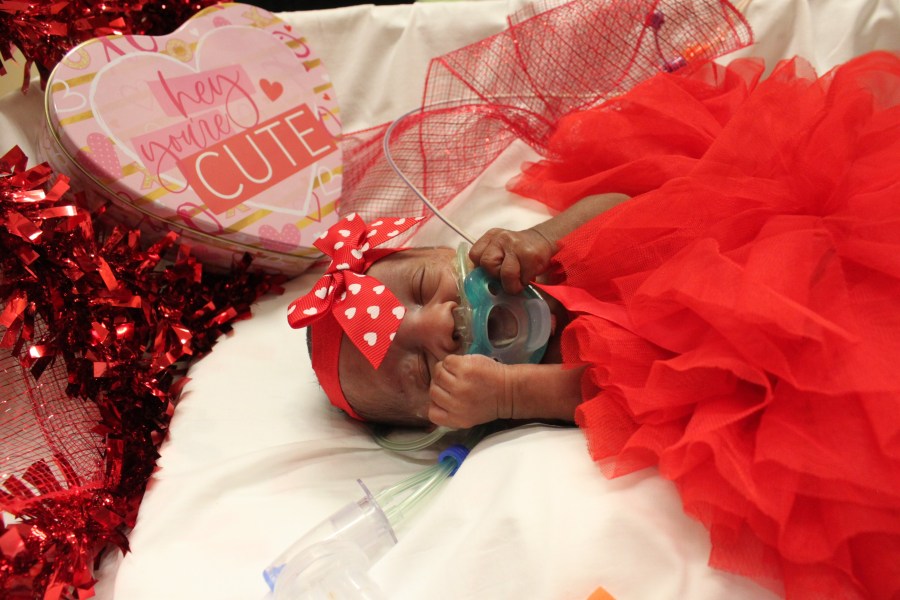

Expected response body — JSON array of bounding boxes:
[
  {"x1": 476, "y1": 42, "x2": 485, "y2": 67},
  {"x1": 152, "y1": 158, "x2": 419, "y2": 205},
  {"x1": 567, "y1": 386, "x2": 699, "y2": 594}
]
[{"x1": 287, "y1": 193, "x2": 629, "y2": 428}]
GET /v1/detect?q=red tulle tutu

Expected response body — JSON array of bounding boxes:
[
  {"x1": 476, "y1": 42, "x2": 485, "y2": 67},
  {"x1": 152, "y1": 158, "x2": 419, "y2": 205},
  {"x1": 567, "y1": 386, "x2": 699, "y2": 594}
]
[{"x1": 517, "y1": 52, "x2": 900, "y2": 599}]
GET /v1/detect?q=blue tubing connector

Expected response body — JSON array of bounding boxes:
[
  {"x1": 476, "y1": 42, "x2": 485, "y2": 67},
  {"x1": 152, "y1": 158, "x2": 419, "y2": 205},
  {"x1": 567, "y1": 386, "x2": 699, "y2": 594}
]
[{"x1": 437, "y1": 444, "x2": 470, "y2": 476}]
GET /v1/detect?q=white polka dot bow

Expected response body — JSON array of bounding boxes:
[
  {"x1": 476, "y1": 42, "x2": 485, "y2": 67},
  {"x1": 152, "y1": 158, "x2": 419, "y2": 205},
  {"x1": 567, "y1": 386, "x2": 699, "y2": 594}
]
[{"x1": 287, "y1": 213, "x2": 425, "y2": 368}]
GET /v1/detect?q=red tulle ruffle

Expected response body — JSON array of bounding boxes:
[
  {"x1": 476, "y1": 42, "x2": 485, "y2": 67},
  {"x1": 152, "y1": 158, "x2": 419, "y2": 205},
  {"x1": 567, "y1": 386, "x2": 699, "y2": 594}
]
[{"x1": 521, "y1": 52, "x2": 900, "y2": 599}]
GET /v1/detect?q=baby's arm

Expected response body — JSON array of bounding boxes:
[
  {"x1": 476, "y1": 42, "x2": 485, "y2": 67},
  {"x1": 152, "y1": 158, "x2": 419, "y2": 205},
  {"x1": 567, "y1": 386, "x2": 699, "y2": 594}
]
[
  {"x1": 427, "y1": 193, "x2": 627, "y2": 428},
  {"x1": 428, "y1": 354, "x2": 584, "y2": 429},
  {"x1": 470, "y1": 192, "x2": 630, "y2": 293}
]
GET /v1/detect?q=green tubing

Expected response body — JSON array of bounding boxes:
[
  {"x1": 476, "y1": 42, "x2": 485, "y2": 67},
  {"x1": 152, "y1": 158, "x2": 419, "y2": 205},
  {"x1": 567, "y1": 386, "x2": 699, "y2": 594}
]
[
  {"x1": 378, "y1": 458, "x2": 456, "y2": 528},
  {"x1": 371, "y1": 424, "x2": 490, "y2": 530},
  {"x1": 373, "y1": 425, "x2": 453, "y2": 452},
  {"x1": 374, "y1": 465, "x2": 440, "y2": 505}
]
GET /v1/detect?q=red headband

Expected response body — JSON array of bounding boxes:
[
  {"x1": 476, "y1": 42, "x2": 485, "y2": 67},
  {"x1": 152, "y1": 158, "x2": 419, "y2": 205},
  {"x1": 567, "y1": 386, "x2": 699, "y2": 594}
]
[
  {"x1": 308, "y1": 311, "x2": 362, "y2": 419},
  {"x1": 289, "y1": 213, "x2": 423, "y2": 418}
]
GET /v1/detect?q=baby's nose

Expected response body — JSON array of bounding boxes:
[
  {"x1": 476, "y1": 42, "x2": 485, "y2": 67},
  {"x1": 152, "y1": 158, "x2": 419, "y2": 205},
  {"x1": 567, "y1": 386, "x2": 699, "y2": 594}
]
[{"x1": 421, "y1": 301, "x2": 460, "y2": 358}]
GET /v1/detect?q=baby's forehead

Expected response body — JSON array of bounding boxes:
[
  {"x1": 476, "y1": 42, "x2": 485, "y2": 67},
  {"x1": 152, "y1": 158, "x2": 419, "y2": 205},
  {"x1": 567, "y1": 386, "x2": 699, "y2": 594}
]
[
  {"x1": 369, "y1": 246, "x2": 454, "y2": 283},
  {"x1": 379, "y1": 246, "x2": 453, "y2": 267}
]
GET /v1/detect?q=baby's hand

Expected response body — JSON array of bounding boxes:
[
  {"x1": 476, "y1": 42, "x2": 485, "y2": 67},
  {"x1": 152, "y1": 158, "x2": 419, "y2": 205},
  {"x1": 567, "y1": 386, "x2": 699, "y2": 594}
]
[
  {"x1": 469, "y1": 227, "x2": 554, "y2": 294},
  {"x1": 428, "y1": 354, "x2": 513, "y2": 429}
]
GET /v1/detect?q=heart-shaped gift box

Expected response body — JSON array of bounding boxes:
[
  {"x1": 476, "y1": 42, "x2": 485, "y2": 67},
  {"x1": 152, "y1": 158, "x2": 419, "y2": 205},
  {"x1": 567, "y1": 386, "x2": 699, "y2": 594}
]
[{"x1": 40, "y1": 3, "x2": 342, "y2": 274}]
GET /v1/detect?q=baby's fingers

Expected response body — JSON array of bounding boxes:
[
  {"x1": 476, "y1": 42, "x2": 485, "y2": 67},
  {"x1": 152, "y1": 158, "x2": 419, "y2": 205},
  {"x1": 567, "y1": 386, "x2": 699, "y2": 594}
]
[
  {"x1": 427, "y1": 402, "x2": 453, "y2": 428},
  {"x1": 469, "y1": 228, "x2": 503, "y2": 265},
  {"x1": 427, "y1": 400, "x2": 482, "y2": 430},
  {"x1": 428, "y1": 358, "x2": 473, "y2": 428},
  {"x1": 500, "y1": 253, "x2": 525, "y2": 294},
  {"x1": 431, "y1": 357, "x2": 456, "y2": 387},
  {"x1": 476, "y1": 242, "x2": 507, "y2": 281},
  {"x1": 426, "y1": 386, "x2": 465, "y2": 429}
]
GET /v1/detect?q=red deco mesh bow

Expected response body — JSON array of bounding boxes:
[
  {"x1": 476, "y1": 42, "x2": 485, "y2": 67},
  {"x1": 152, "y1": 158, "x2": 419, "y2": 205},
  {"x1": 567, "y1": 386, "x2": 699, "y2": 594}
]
[
  {"x1": 287, "y1": 213, "x2": 424, "y2": 368},
  {"x1": 338, "y1": 0, "x2": 752, "y2": 238},
  {"x1": 0, "y1": 146, "x2": 280, "y2": 598}
]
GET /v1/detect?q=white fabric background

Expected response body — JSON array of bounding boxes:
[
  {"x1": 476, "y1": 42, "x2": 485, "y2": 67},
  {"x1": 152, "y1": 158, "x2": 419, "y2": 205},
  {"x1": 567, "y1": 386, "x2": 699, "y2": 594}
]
[{"x1": 1, "y1": 1, "x2": 898, "y2": 598}]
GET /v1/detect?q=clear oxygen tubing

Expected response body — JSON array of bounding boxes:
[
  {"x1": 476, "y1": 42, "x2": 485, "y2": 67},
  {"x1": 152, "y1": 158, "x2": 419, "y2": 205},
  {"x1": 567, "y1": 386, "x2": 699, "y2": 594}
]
[
  {"x1": 380, "y1": 99, "x2": 557, "y2": 246},
  {"x1": 375, "y1": 446, "x2": 459, "y2": 527},
  {"x1": 263, "y1": 426, "x2": 487, "y2": 598},
  {"x1": 377, "y1": 425, "x2": 487, "y2": 528},
  {"x1": 372, "y1": 424, "x2": 453, "y2": 452},
  {"x1": 376, "y1": 100, "x2": 555, "y2": 453},
  {"x1": 378, "y1": 13, "x2": 722, "y2": 243},
  {"x1": 381, "y1": 103, "x2": 474, "y2": 245}
]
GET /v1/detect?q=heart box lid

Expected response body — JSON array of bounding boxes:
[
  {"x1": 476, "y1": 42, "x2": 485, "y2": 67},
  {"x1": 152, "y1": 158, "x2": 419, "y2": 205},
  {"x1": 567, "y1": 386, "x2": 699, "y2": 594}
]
[{"x1": 44, "y1": 3, "x2": 342, "y2": 273}]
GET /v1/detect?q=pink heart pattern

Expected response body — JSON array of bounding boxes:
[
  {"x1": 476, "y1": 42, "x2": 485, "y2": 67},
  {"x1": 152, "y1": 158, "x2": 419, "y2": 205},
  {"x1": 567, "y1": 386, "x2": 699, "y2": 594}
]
[
  {"x1": 259, "y1": 223, "x2": 301, "y2": 252},
  {"x1": 75, "y1": 133, "x2": 122, "y2": 180},
  {"x1": 45, "y1": 3, "x2": 343, "y2": 275}
]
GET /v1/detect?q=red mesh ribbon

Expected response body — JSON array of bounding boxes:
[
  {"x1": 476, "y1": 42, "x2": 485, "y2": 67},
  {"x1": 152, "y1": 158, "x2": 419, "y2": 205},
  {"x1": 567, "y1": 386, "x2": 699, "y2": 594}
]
[
  {"x1": 338, "y1": 0, "x2": 753, "y2": 244},
  {"x1": 0, "y1": 146, "x2": 282, "y2": 599}
]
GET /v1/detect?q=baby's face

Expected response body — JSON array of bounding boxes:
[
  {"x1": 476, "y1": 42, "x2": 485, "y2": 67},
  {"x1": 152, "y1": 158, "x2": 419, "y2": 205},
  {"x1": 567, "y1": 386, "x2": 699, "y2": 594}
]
[{"x1": 338, "y1": 247, "x2": 460, "y2": 425}]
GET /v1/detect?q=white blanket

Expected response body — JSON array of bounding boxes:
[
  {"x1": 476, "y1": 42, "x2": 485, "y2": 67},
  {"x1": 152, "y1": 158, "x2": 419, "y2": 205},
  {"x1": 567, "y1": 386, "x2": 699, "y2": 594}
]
[{"x1": 2, "y1": 1, "x2": 898, "y2": 598}]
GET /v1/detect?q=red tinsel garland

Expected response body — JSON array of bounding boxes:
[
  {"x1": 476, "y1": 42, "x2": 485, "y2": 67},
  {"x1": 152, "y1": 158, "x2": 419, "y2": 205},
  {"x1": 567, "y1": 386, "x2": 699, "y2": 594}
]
[
  {"x1": 0, "y1": 0, "x2": 223, "y2": 92},
  {"x1": 0, "y1": 145, "x2": 283, "y2": 598}
]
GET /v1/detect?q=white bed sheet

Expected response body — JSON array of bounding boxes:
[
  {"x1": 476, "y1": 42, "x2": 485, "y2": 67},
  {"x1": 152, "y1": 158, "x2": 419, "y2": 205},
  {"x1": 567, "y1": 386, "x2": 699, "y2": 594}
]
[{"x1": 1, "y1": 1, "x2": 898, "y2": 598}]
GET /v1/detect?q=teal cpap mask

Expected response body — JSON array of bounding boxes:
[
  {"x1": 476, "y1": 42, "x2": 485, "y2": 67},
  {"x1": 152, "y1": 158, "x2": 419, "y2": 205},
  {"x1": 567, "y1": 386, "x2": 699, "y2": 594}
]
[
  {"x1": 381, "y1": 103, "x2": 554, "y2": 366},
  {"x1": 451, "y1": 243, "x2": 552, "y2": 365},
  {"x1": 373, "y1": 110, "x2": 555, "y2": 452}
]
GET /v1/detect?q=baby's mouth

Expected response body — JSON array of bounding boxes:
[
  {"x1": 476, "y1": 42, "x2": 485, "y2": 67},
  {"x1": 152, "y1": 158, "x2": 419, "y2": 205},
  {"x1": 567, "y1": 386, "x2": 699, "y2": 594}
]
[
  {"x1": 451, "y1": 306, "x2": 470, "y2": 353},
  {"x1": 486, "y1": 305, "x2": 519, "y2": 349}
]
